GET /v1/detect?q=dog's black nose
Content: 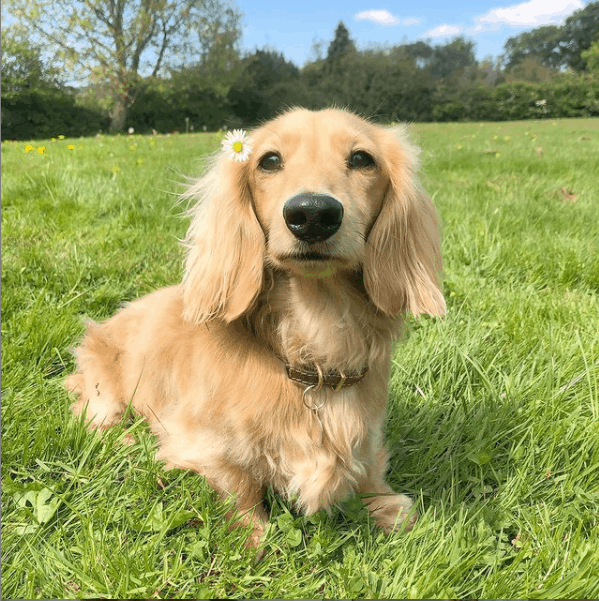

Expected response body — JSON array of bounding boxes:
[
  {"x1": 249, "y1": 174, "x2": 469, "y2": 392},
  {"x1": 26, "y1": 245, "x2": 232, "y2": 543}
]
[{"x1": 283, "y1": 194, "x2": 343, "y2": 242}]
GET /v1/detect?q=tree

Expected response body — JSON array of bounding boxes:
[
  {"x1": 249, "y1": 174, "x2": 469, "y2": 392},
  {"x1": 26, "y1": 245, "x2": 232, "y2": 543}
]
[
  {"x1": 191, "y1": 0, "x2": 243, "y2": 94},
  {"x1": 1, "y1": 27, "x2": 108, "y2": 139},
  {"x1": 361, "y1": 49, "x2": 435, "y2": 121},
  {"x1": 502, "y1": 25, "x2": 568, "y2": 69},
  {"x1": 581, "y1": 39, "x2": 599, "y2": 72},
  {"x1": 326, "y1": 21, "x2": 356, "y2": 74},
  {"x1": 502, "y1": 2, "x2": 599, "y2": 71},
  {"x1": 227, "y1": 48, "x2": 301, "y2": 123},
  {"x1": 561, "y1": 1, "x2": 599, "y2": 71},
  {"x1": 504, "y1": 55, "x2": 556, "y2": 82},
  {"x1": 477, "y1": 54, "x2": 505, "y2": 86},
  {"x1": 6, "y1": 0, "x2": 243, "y2": 131},
  {"x1": 400, "y1": 41, "x2": 434, "y2": 69},
  {"x1": 430, "y1": 36, "x2": 477, "y2": 79},
  {"x1": 0, "y1": 26, "x2": 61, "y2": 93}
]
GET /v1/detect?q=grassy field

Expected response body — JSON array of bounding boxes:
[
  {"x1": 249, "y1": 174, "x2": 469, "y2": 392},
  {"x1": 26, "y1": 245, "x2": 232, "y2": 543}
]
[{"x1": 2, "y1": 118, "x2": 598, "y2": 599}]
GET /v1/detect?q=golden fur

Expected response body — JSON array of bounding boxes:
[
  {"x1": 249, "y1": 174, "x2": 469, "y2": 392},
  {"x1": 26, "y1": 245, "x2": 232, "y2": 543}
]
[{"x1": 66, "y1": 108, "x2": 445, "y2": 548}]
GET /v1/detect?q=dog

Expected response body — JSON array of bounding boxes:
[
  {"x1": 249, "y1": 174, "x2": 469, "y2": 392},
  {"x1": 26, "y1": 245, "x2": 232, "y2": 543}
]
[{"x1": 66, "y1": 107, "x2": 445, "y2": 549}]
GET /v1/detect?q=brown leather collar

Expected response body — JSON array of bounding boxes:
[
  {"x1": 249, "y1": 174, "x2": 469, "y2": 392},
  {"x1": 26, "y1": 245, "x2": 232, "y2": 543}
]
[{"x1": 285, "y1": 364, "x2": 369, "y2": 390}]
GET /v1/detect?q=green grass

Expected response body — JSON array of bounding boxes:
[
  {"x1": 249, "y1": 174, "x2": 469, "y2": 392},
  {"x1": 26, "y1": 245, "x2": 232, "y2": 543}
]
[{"x1": 2, "y1": 119, "x2": 599, "y2": 599}]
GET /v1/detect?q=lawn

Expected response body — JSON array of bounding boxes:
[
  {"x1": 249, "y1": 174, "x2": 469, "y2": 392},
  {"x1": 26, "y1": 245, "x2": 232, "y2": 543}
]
[{"x1": 2, "y1": 118, "x2": 598, "y2": 599}]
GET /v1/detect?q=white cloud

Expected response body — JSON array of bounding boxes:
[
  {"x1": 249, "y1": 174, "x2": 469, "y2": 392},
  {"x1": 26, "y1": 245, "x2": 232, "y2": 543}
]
[
  {"x1": 424, "y1": 0, "x2": 583, "y2": 40},
  {"x1": 475, "y1": 0, "x2": 583, "y2": 29},
  {"x1": 423, "y1": 24, "x2": 463, "y2": 38},
  {"x1": 355, "y1": 10, "x2": 401, "y2": 25}
]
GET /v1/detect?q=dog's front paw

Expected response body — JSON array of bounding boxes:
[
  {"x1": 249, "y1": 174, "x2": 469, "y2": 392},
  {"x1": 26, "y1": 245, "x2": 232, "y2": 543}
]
[{"x1": 364, "y1": 493, "x2": 418, "y2": 533}]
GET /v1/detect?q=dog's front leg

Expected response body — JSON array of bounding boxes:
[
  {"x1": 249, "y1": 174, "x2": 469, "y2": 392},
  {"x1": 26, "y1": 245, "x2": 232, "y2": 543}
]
[
  {"x1": 356, "y1": 447, "x2": 418, "y2": 533},
  {"x1": 205, "y1": 463, "x2": 269, "y2": 550}
]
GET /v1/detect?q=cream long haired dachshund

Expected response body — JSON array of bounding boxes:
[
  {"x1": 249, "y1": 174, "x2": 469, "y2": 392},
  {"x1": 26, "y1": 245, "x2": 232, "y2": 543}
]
[{"x1": 66, "y1": 108, "x2": 445, "y2": 548}]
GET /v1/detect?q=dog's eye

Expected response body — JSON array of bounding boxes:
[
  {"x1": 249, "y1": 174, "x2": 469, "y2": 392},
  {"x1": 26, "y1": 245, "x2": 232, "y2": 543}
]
[
  {"x1": 348, "y1": 150, "x2": 376, "y2": 169},
  {"x1": 259, "y1": 152, "x2": 282, "y2": 172}
]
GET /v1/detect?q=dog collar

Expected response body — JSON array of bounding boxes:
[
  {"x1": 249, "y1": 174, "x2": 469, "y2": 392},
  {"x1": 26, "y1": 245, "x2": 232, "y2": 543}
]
[{"x1": 285, "y1": 364, "x2": 368, "y2": 390}]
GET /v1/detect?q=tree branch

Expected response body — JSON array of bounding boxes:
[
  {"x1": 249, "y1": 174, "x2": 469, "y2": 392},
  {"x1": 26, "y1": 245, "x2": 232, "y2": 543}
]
[{"x1": 151, "y1": 18, "x2": 170, "y2": 77}]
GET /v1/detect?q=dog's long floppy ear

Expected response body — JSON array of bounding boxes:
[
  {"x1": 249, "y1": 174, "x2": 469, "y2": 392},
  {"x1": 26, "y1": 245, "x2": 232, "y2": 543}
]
[
  {"x1": 364, "y1": 125, "x2": 446, "y2": 317},
  {"x1": 182, "y1": 150, "x2": 265, "y2": 324}
]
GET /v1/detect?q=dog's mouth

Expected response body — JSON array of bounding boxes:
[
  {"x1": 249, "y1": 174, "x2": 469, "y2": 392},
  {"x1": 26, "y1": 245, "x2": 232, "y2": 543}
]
[
  {"x1": 275, "y1": 248, "x2": 349, "y2": 278},
  {"x1": 273, "y1": 248, "x2": 347, "y2": 278},
  {"x1": 279, "y1": 248, "x2": 351, "y2": 265},
  {"x1": 286, "y1": 251, "x2": 332, "y2": 262}
]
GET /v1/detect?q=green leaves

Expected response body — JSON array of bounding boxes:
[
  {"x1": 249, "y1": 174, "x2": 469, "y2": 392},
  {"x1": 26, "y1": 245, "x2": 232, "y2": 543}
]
[
  {"x1": 502, "y1": 1, "x2": 599, "y2": 71},
  {"x1": 5, "y1": 0, "x2": 244, "y2": 131},
  {"x1": 467, "y1": 448, "x2": 494, "y2": 467},
  {"x1": 9, "y1": 485, "x2": 61, "y2": 535},
  {"x1": 134, "y1": 501, "x2": 196, "y2": 533},
  {"x1": 276, "y1": 512, "x2": 303, "y2": 548}
]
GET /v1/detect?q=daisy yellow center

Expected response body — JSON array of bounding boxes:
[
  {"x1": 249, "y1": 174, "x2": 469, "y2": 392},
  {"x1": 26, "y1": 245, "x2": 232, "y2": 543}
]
[{"x1": 233, "y1": 141, "x2": 243, "y2": 152}]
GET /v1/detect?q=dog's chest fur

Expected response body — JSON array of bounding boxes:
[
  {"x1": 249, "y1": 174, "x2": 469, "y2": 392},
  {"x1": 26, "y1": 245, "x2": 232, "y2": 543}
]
[
  {"x1": 232, "y1": 382, "x2": 382, "y2": 514},
  {"x1": 228, "y1": 271, "x2": 398, "y2": 511},
  {"x1": 250, "y1": 271, "x2": 400, "y2": 373}
]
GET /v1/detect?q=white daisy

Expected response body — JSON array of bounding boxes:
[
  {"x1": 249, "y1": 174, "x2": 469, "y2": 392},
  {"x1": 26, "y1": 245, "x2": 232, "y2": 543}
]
[{"x1": 222, "y1": 129, "x2": 252, "y2": 162}]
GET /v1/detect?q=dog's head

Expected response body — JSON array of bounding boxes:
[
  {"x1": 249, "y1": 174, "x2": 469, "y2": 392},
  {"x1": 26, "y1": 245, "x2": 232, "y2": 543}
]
[{"x1": 183, "y1": 108, "x2": 445, "y2": 324}]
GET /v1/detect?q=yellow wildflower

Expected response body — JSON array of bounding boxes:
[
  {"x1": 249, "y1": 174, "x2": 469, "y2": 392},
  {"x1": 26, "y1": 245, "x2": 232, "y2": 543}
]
[{"x1": 37, "y1": 146, "x2": 46, "y2": 154}]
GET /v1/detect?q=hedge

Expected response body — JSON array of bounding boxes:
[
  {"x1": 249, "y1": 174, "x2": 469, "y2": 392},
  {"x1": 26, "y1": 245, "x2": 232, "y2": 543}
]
[
  {"x1": 1, "y1": 88, "x2": 109, "y2": 140},
  {"x1": 432, "y1": 77, "x2": 599, "y2": 122},
  {"x1": 2, "y1": 75, "x2": 597, "y2": 140}
]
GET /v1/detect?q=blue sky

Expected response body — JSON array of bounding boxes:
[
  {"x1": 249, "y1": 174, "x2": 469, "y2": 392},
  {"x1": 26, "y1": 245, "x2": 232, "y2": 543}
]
[{"x1": 234, "y1": 0, "x2": 587, "y2": 65}]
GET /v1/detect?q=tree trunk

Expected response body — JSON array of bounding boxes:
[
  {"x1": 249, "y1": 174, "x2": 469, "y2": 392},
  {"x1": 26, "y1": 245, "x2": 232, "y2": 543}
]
[{"x1": 110, "y1": 95, "x2": 127, "y2": 132}]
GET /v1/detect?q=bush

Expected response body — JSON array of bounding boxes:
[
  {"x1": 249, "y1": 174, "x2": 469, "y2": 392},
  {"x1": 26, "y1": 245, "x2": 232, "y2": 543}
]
[
  {"x1": 1, "y1": 88, "x2": 109, "y2": 140},
  {"x1": 494, "y1": 81, "x2": 543, "y2": 120},
  {"x1": 4, "y1": 70, "x2": 596, "y2": 141},
  {"x1": 431, "y1": 75, "x2": 598, "y2": 122},
  {"x1": 127, "y1": 79, "x2": 234, "y2": 133},
  {"x1": 542, "y1": 75, "x2": 599, "y2": 117}
]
